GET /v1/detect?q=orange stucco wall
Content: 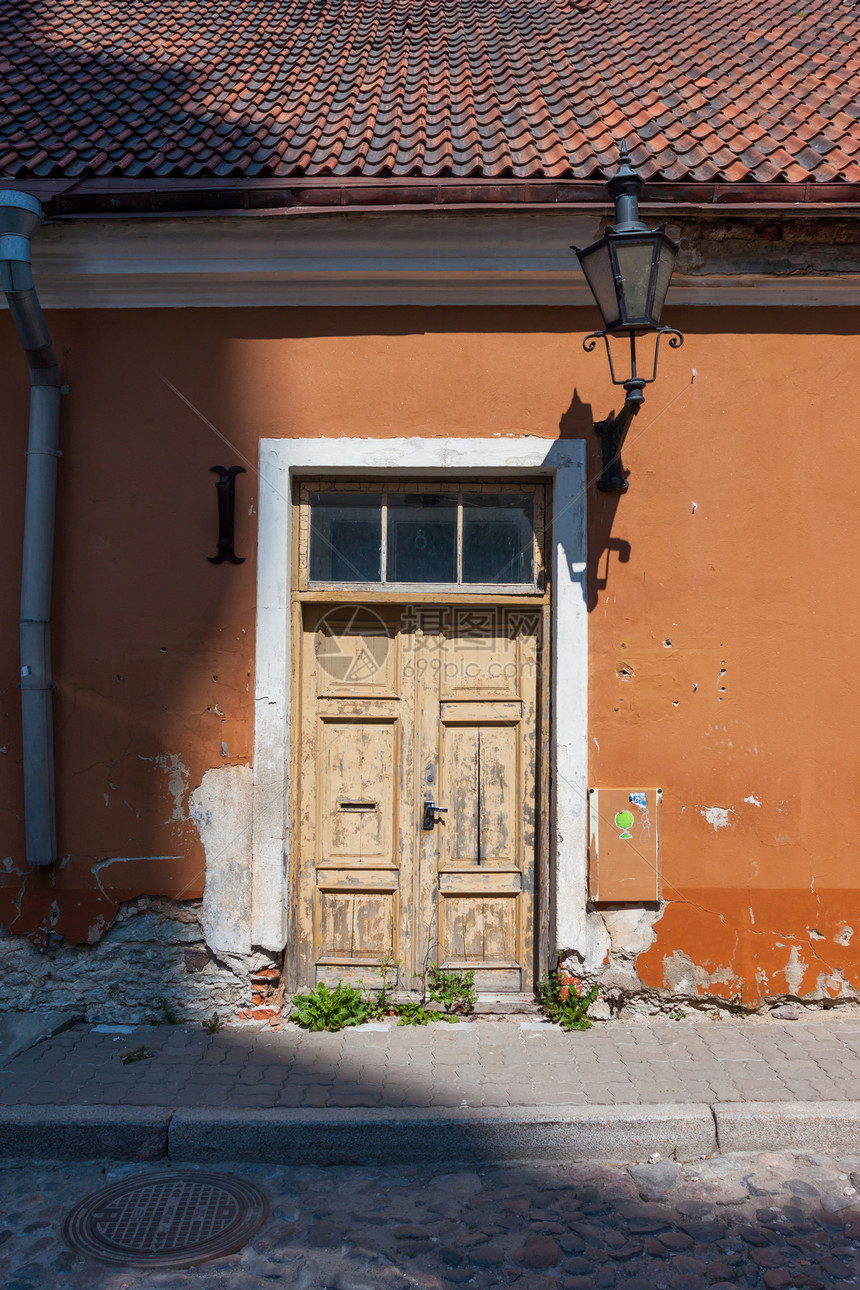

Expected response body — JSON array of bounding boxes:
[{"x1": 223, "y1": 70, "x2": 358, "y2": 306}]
[{"x1": 0, "y1": 304, "x2": 857, "y2": 1001}]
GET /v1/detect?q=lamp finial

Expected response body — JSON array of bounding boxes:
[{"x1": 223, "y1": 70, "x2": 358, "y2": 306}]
[{"x1": 607, "y1": 138, "x2": 646, "y2": 231}]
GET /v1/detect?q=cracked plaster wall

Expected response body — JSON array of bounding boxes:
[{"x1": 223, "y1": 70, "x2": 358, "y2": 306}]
[
  {"x1": 0, "y1": 761, "x2": 259, "y2": 1020},
  {"x1": 561, "y1": 901, "x2": 860, "y2": 1016},
  {"x1": 584, "y1": 280, "x2": 860, "y2": 1010},
  {"x1": 1, "y1": 301, "x2": 860, "y2": 1011},
  {"x1": 0, "y1": 760, "x2": 259, "y2": 1020},
  {"x1": 0, "y1": 898, "x2": 272, "y2": 1022},
  {"x1": 0, "y1": 302, "x2": 257, "y2": 972}
]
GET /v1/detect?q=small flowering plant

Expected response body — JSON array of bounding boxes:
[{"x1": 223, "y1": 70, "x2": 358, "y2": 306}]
[{"x1": 537, "y1": 967, "x2": 599, "y2": 1031}]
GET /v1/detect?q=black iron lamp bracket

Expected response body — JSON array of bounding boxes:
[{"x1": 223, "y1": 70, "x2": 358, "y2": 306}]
[
  {"x1": 208, "y1": 465, "x2": 246, "y2": 564},
  {"x1": 593, "y1": 386, "x2": 643, "y2": 495},
  {"x1": 583, "y1": 326, "x2": 684, "y2": 387},
  {"x1": 584, "y1": 328, "x2": 684, "y2": 493}
]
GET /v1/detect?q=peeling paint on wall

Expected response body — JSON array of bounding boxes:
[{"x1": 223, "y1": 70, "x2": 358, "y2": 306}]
[
  {"x1": 191, "y1": 763, "x2": 253, "y2": 957},
  {"x1": 560, "y1": 904, "x2": 663, "y2": 1007},
  {"x1": 138, "y1": 753, "x2": 191, "y2": 823},
  {"x1": 660, "y1": 948, "x2": 737, "y2": 994},
  {"x1": 632, "y1": 890, "x2": 860, "y2": 1011},
  {"x1": 782, "y1": 944, "x2": 806, "y2": 995},
  {"x1": 91, "y1": 855, "x2": 182, "y2": 903},
  {"x1": 699, "y1": 806, "x2": 735, "y2": 831}
]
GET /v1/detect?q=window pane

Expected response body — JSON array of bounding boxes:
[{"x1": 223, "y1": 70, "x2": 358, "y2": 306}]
[
  {"x1": 309, "y1": 492, "x2": 382, "y2": 582},
  {"x1": 462, "y1": 494, "x2": 534, "y2": 584},
  {"x1": 386, "y1": 494, "x2": 457, "y2": 583}
]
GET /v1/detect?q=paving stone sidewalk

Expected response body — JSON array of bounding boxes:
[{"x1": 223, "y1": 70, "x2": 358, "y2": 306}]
[{"x1": 0, "y1": 1014, "x2": 857, "y2": 1111}]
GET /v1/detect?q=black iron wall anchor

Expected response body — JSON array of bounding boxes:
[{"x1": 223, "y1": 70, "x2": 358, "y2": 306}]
[
  {"x1": 208, "y1": 465, "x2": 246, "y2": 564},
  {"x1": 594, "y1": 383, "x2": 644, "y2": 495}
]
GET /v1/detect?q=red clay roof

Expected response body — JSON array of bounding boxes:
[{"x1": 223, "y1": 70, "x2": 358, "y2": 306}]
[{"x1": 2, "y1": 0, "x2": 859, "y2": 184}]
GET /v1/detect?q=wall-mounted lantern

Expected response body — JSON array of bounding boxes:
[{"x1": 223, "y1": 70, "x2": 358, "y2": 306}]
[{"x1": 574, "y1": 142, "x2": 684, "y2": 493}]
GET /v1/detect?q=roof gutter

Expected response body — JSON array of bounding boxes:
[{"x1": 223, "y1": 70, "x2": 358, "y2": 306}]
[
  {"x1": 2, "y1": 177, "x2": 858, "y2": 218},
  {"x1": 0, "y1": 191, "x2": 63, "y2": 867}
]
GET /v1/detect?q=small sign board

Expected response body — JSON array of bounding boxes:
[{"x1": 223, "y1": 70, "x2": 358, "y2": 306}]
[{"x1": 588, "y1": 787, "x2": 662, "y2": 902}]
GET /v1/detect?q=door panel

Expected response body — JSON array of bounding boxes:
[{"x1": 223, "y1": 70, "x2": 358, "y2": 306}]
[
  {"x1": 315, "y1": 610, "x2": 399, "y2": 696},
  {"x1": 439, "y1": 722, "x2": 518, "y2": 865},
  {"x1": 296, "y1": 606, "x2": 414, "y2": 988},
  {"x1": 296, "y1": 602, "x2": 540, "y2": 993},
  {"x1": 319, "y1": 721, "x2": 395, "y2": 864},
  {"x1": 439, "y1": 892, "x2": 520, "y2": 961},
  {"x1": 316, "y1": 887, "x2": 397, "y2": 972},
  {"x1": 440, "y1": 617, "x2": 519, "y2": 699},
  {"x1": 422, "y1": 608, "x2": 539, "y2": 992}
]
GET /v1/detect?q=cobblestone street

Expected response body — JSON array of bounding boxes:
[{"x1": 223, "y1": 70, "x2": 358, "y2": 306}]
[
  {"x1": 1, "y1": 1147, "x2": 859, "y2": 1289},
  {"x1": 1, "y1": 1015, "x2": 858, "y2": 1110}
]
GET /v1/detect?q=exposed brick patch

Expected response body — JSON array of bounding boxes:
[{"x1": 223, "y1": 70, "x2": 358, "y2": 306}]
[{"x1": 0, "y1": 898, "x2": 277, "y2": 1023}]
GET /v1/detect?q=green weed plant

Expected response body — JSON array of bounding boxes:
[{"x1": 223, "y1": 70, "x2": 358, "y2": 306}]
[
  {"x1": 156, "y1": 996, "x2": 181, "y2": 1025},
  {"x1": 290, "y1": 980, "x2": 373, "y2": 1032},
  {"x1": 121, "y1": 1045, "x2": 153, "y2": 1064},
  {"x1": 289, "y1": 956, "x2": 477, "y2": 1031},
  {"x1": 427, "y1": 962, "x2": 477, "y2": 1015},
  {"x1": 395, "y1": 999, "x2": 456, "y2": 1027}
]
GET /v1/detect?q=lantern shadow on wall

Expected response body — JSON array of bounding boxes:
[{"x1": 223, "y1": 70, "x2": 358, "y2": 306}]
[
  {"x1": 558, "y1": 388, "x2": 631, "y2": 612},
  {"x1": 573, "y1": 141, "x2": 684, "y2": 494}
]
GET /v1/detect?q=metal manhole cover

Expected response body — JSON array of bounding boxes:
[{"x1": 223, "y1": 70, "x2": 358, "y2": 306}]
[{"x1": 62, "y1": 1170, "x2": 269, "y2": 1268}]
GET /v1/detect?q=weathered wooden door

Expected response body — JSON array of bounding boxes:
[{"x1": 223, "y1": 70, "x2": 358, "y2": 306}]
[
  {"x1": 293, "y1": 603, "x2": 540, "y2": 993},
  {"x1": 416, "y1": 606, "x2": 539, "y2": 992}
]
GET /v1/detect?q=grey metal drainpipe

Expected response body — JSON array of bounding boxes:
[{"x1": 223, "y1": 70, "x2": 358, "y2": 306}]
[{"x1": 0, "y1": 191, "x2": 63, "y2": 866}]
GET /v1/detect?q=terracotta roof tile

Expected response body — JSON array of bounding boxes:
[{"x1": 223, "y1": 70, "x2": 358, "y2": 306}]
[{"x1": 0, "y1": 0, "x2": 858, "y2": 184}]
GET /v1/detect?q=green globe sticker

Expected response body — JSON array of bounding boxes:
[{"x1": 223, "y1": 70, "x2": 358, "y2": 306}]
[{"x1": 615, "y1": 809, "x2": 634, "y2": 840}]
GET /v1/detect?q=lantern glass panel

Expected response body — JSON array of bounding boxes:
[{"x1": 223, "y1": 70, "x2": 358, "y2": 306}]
[
  {"x1": 651, "y1": 237, "x2": 678, "y2": 325},
  {"x1": 578, "y1": 240, "x2": 620, "y2": 330},
  {"x1": 613, "y1": 235, "x2": 658, "y2": 325}
]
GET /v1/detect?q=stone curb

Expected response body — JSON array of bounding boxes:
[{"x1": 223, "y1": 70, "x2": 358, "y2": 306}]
[
  {"x1": 4, "y1": 1101, "x2": 860, "y2": 1165},
  {"x1": 167, "y1": 1104, "x2": 717, "y2": 1166},
  {"x1": 714, "y1": 1101, "x2": 860, "y2": 1154},
  {"x1": 0, "y1": 1105, "x2": 171, "y2": 1161}
]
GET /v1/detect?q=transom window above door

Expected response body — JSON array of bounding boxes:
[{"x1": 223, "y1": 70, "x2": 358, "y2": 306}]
[{"x1": 297, "y1": 481, "x2": 546, "y2": 592}]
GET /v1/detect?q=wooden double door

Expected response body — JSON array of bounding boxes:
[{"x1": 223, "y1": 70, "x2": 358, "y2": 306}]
[{"x1": 292, "y1": 602, "x2": 543, "y2": 994}]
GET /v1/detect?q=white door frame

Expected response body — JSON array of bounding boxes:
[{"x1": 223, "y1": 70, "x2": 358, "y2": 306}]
[{"x1": 251, "y1": 437, "x2": 588, "y2": 965}]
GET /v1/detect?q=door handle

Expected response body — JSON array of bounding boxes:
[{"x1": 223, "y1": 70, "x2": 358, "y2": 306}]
[{"x1": 422, "y1": 797, "x2": 448, "y2": 830}]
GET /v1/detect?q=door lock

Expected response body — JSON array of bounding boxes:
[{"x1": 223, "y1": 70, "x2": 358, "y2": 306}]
[{"x1": 422, "y1": 796, "x2": 448, "y2": 830}]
